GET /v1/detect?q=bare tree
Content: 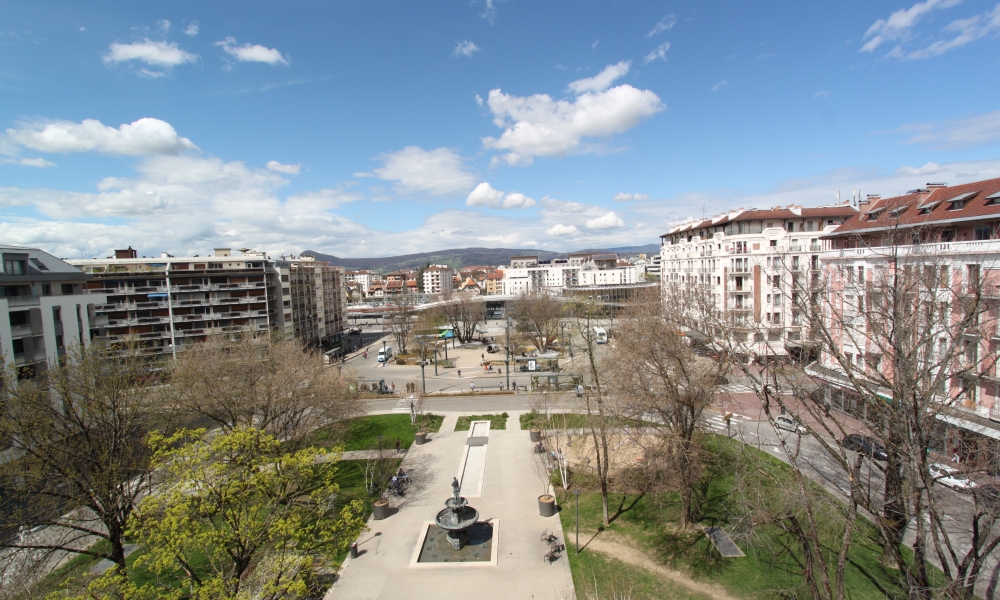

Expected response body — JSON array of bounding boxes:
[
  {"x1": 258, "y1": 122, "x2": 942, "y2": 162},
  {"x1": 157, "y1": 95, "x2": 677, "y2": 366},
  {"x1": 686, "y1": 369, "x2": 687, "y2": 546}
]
[
  {"x1": 510, "y1": 292, "x2": 564, "y2": 352},
  {"x1": 0, "y1": 340, "x2": 161, "y2": 576},
  {"x1": 438, "y1": 294, "x2": 484, "y2": 343},
  {"x1": 168, "y1": 331, "x2": 364, "y2": 450},
  {"x1": 386, "y1": 296, "x2": 417, "y2": 355}
]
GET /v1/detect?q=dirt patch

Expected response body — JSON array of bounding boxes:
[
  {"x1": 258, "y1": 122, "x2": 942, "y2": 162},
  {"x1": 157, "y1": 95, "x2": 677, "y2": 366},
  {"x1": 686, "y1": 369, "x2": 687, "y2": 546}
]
[{"x1": 584, "y1": 533, "x2": 741, "y2": 600}]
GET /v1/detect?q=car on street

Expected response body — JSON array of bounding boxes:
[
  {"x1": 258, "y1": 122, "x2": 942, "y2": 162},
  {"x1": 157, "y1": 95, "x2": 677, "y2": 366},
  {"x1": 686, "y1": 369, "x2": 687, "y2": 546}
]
[
  {"x1": 774, "y1": 415, "x2": 807, "y2": 435},
  {"x1": 841, "y1": 434, "x2": 888, "y2": 461},
  {"x1": 929, "y1": 463, "x2": 978, "y2": 492}
]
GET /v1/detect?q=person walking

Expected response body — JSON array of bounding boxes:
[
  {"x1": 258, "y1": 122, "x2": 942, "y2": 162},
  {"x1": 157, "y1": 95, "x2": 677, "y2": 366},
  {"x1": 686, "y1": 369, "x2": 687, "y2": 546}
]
[
  {"x1": 458, "y1": 369, "x2": 462, "y2": 378},
  {"x1": 470, "y1": 381, "x2": 475, "y2": 392},
  {"x1": 395, "y1": 437, "x2": 401, "y2": 454},
  {"x1": 391, "y1": 382, "x2": 395, "y2": 392}
]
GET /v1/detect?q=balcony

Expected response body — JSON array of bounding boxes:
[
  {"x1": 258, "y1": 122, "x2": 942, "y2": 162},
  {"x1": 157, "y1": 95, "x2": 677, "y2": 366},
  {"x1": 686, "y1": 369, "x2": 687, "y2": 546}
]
[
  {"x1": 9, "y1": 324, "x2": 39, "y2": 338},
  {"x1": 4, "y1": 294, "x2": 40, "y2": 307}
]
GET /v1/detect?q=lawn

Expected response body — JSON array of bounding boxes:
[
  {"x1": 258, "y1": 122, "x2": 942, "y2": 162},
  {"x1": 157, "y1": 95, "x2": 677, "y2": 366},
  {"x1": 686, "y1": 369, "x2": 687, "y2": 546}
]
[
  {"x1": 520, "y1": 410, "x2": 652, "y2": 431},
  {"x1": 557, "y1": 433, "x2": 917, "y2": 600},
  {"x1": 455, "y1": 413, "x2": 509, "y2": 431},
  {"x1": 309, "y1": 413, "x2": 444, "y2": 451}
]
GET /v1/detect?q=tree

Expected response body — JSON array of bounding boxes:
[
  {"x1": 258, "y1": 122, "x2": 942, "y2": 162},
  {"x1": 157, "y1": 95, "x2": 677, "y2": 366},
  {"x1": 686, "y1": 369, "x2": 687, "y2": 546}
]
[
  {"x1": 510, "y1": 292, "x2": 564, "y2": 352},
  {"x1": 0, "y1": 340, "x2": 160, "y2": 577},
  {"x1": 167, "y1": 331, "x2": 363, "y2": 450},
  {"x1": 386, "y1": 296, "x2": 417, "y2": 355},
  {"x1": 127, "y1": 427, "x2": 367, "y2": 599},
  {"x1": 607, "y1": 287, "x2": 728, "y2": 529},
  {"x1": 438, "y1": 294, "x2": 484, "y2": 344}
]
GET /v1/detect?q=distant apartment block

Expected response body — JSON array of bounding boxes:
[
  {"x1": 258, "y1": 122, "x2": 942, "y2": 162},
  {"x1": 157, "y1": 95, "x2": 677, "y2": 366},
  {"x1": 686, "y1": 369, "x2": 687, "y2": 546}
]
[
  {"x1": 268, "y1": 254, "x2": 345, "y2": 348},
  {"x1": 0, "y1": 245, "x2": 106, "y2": 376},
  {"x1": 422, "y1": 265, "x2": 454, "y2": 296},
  {"x1": 502, "y1": 253, "x2": 638, "y2": 296},
  {"x1": 346, "y1": 269, "x2": 381, "y2": 294}
]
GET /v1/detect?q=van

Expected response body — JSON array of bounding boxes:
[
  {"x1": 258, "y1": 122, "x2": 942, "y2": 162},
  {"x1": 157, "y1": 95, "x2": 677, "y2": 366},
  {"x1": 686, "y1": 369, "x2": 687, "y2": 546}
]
[
  {"x1": 377, "y1": 346, "x2": 393, "y2": 363},
  {"x1": 593, "y1": 327, "x2": 608, "y2": 344}
]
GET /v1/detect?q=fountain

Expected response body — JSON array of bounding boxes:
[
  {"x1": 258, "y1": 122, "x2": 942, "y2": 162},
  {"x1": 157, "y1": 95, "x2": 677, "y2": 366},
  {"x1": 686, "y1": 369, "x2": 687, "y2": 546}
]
[{"x1": 434, "y1": 477, "x2": 480, "y2": 550}]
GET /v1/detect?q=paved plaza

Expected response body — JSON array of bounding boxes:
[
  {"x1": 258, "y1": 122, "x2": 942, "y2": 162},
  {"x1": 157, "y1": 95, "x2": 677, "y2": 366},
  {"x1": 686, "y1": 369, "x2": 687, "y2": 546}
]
[{"x1": 326, "y1": 411, "x2": 575, "y2": 600}]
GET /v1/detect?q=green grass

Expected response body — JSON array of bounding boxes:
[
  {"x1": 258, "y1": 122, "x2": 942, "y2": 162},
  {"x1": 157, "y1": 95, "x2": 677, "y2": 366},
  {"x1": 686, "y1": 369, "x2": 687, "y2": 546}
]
[
  {"x1": 566, "y1": 545, "x2": 710, "y2": 600},
  {"x1": 309, "y1": 414, "x2": 443, "y2": 451},
  {"x1": 557, "y1": 433, "x2": 920, "y2": 600},
  {"x1": 455, "y1": 413, "x2": 509, "y2": 431},
  {"x1": 520, "y1": 410, "x2": 652, "y2": 431}
]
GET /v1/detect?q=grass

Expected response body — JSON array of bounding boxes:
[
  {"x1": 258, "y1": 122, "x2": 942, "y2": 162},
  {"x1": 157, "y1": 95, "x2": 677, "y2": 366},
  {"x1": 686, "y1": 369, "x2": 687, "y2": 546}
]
[
  {"x1": 556, "y1": 433, "x2": 921, "y2": 600},
  {"x1": 520, "y1": 410, "x2": 652, "y2": 431},
  {"x1": 309, "y1": 413, "x2": 443, "y2": 451},
  {"x1": 565, "y1": 546, "x2": 710, "y2": 600},
  {"x1": 455, "y1": 413, "x2": 509, "y2": 431}
]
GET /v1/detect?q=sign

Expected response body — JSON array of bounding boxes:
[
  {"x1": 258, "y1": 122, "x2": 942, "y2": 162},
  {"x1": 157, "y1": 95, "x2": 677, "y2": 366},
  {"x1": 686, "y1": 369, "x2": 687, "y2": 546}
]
[{"x1": 528, "y1": 359, "x2": 536, "y2": 371}]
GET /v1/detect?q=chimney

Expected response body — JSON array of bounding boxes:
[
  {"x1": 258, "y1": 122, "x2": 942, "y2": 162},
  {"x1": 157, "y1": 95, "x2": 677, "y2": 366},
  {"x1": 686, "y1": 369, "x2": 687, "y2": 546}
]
[
  {"x1": 926, "y1": 182, "x2": 948, "y2": 188},
  {"x1": 214, "y1": 248, "x2": 232, "y2": 257},
  {"x1": 114, "y1": 246, "x2": 137, "y2": 259}
]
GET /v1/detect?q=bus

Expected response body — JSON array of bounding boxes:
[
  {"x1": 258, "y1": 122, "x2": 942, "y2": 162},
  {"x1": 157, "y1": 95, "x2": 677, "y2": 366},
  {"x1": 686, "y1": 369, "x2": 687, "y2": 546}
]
[{"x1": 593, "y1": 327, "x2": 608, "y2": 344}]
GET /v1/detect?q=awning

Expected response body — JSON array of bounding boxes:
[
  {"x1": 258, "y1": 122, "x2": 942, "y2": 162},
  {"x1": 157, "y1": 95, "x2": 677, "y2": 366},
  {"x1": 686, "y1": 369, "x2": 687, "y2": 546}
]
[{"x1": 936, "y1": 412, "x2": 1000, "y2": 441}]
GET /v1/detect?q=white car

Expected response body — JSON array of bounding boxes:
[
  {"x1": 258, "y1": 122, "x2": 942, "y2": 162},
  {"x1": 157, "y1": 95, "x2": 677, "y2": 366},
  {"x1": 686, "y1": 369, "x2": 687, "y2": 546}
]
[
  {"x1": 774, "y1": 415, "x2": 807, "y2": 435},
  {"x1": 929, "y1": 463, "x2": 978, "y2": 492}
]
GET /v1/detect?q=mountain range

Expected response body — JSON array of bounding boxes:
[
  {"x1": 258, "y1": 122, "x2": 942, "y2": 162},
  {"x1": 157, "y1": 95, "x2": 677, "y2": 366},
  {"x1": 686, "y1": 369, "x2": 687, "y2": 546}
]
[{"x1": 301, "y1": 244, "x2": 659, "y2": 272}]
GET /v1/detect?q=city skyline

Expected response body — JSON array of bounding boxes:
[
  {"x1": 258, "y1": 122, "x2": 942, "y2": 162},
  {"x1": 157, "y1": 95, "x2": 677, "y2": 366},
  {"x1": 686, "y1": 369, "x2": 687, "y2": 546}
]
[{"x1": 2, "y1": 0, "x2": 1000, "y2": 259}]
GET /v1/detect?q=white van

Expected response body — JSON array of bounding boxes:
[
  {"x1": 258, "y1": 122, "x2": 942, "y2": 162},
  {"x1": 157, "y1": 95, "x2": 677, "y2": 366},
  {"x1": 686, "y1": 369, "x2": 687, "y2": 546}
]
[
  {"x1": 593, "y1": 327, "x2": 608, "y2": 344},
  {"x1": 377, "y1": 346, "x2": 393, "y2": 363}
]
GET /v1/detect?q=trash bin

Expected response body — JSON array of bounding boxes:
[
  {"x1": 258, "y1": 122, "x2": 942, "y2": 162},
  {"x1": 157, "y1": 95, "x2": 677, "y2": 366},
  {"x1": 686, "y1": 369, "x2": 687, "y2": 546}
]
[{"x1": 350, "y1": 542, "x2": 359, "y2": 558}]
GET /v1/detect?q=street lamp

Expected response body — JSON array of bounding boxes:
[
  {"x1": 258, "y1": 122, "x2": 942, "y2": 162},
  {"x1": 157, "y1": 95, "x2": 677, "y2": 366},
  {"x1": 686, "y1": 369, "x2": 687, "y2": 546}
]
[
  {"x1": 574, "y1": 488, "x2": 581, "y2": 554},
  {"x1": 504, "y1": 315, "x2": 511, "y2": 390}
]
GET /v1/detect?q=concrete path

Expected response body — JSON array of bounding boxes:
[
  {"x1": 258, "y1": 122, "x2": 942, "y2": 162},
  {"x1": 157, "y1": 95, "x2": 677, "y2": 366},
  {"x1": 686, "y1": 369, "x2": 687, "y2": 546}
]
[{"x1": 326, "y1": 411, "x2": 574, "y2": 600}]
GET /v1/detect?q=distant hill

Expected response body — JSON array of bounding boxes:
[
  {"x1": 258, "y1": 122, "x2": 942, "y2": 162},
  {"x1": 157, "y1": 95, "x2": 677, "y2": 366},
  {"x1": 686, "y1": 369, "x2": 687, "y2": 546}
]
[{"x1": 301, "y1": 244, "x2": 660, "y2": 272}]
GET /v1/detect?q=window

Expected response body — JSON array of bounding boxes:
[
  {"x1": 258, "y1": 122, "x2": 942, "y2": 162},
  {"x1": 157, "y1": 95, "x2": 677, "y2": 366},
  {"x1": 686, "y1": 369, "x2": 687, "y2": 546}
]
[
  {"x1": 941, "y1": 229, "x2": 955, "y2": 242},
  {"x1": 42, "y1": 284, "x2": 51, "y2": 295},
  {"x1": 770, "y1": 239, "x2": 777, "y2": 247},
  {"x1": 975, "y1": 225, "x2": 992, "y2": 240},
  {"x1": 61, "y1": 283, "x2": 74, "y2": 295},
  {"x1": 4, "y1": 260, "x2": 25, "y2": 275}
]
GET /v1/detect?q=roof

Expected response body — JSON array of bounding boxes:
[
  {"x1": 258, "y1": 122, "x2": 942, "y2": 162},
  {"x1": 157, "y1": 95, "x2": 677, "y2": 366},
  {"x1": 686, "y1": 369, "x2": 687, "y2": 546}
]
[
  {"x1": 827, "y1": 177, "x2": 1000, "y2": 237},
  {"x1": 662, "y1": 205, "x2": 858, "y2": 237},
  {"x1": 0, "y1": 244, "x2": 88, "y2": 281}
]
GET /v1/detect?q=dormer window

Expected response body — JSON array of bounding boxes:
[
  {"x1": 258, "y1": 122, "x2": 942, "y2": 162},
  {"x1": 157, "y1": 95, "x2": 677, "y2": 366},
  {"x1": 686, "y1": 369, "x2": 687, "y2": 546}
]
[
  {"x1": 917, "y1": 200, "x2": 940, "y2": 215},
  {"x1": 986, "y1": 191, "x2": 1000, "y2": 206},
  {"x1": 889, "y1": 206, "x2": 908, "y2": 219},
  {"x1": 946, "y1": 191, "x2": 978, "y2": 211},
  {"x1": 865, "y1": 207, "x2": 886, "y2": 221}
]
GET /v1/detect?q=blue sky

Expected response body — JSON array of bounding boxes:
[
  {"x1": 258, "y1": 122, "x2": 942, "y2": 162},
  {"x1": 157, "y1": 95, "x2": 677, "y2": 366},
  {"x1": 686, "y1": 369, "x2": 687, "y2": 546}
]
[{"x1": 2, "y1": 0, "x2": 1000, "y2": 258}]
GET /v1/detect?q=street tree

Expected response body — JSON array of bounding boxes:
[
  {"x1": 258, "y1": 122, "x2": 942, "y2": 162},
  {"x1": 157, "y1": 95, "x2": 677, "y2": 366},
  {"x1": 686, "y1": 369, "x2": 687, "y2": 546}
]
[
  {"x1": 386, "y1": 296, "x2": 417, "y2": 355},
  {"x1": 437, "y1": 294, "x2": 484, "y2": 343},
  {"x1": 510, "y1": 292, "x2": 563, "y2": 352}
]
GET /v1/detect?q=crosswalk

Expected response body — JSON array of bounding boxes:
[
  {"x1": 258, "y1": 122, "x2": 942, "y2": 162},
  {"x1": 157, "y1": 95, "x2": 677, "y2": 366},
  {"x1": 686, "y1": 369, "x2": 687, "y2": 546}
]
[
  {"x1": 702, "y1": 412, "x2": 746, "y2": 434},
  {"x1": 391, "y1": 397, "x2": 413, "y2": 414}
]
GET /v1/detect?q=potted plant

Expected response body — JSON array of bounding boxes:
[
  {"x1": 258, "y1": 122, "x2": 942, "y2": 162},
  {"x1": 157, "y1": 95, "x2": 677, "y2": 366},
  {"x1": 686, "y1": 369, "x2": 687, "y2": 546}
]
[
  {"x1": 538, "y1": 493, "x2": 557, "y2": 517},
  {"x1": 414, "y1": 430, "x2": 427, "y2": 445},
  {"x1": 373, "y1": 497, "x2": 390, "y2": 520},
  {"x1": 529, "y1": 428, "x2": 542, "y2": 442}
]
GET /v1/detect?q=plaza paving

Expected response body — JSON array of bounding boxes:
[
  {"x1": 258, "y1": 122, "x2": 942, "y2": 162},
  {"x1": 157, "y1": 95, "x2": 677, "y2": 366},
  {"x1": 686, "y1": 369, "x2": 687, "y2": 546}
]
[{"x1": 326, "y1": 411, "x2": 575, "y2": 600}]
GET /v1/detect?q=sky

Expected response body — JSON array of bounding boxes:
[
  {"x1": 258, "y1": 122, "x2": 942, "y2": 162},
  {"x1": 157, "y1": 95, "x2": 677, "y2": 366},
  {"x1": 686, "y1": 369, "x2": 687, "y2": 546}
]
[{"x1": 2, "y1": 0, "x2": 1000, "y2": 259}]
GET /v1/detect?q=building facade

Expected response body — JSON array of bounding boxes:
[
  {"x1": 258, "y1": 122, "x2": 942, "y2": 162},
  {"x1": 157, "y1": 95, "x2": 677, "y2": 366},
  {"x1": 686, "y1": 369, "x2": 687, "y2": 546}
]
[
  {"x1": 0, "y1": 245, "x2": 106, "y2": 376},
  {"x1": 502, "y1": 253, "x2": 638, "y2": 296},
  {"x1": 422, "y1": 265, "x2": 454, "y2": 297},
  {"x1": 268, "y1": 254, "x2": 345, "y2": 349}
]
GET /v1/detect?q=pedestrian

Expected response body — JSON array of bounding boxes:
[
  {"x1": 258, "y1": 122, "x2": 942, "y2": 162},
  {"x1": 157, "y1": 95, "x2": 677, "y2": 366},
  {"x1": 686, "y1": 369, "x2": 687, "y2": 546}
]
[
  {"x1": 391, "y1": 382, "x2": 395, "y2": 392},
  {"x1": 482, "y1": 353, "x2": 485, "y2": 361},
  {"x1": 952, "y1": 445, "x2": 961, "y2": 464},
  {"x1": 458, "y1": 369, "x2": 462, "y2": 378},
  {"x1": 512, "y1": 380, "x2": 517, "y2": 392},
  {"x1": 471, "y1": 381, "x2": 475, "y2": 392},
  {"x1": 395, "y1": 437, "x2": 401, "y2": 454}
]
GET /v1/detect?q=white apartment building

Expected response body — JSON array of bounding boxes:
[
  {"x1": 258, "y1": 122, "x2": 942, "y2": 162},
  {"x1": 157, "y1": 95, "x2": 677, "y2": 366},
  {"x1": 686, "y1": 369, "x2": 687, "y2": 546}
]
[
  {"x1": 502, "y1": 253, "x2": 638, "y2": 295},
  {"x1": 268, "y1": 254, "x2": 346, "y2": 349},
  {"x1": 660, "y1": 204, "x2": 857, "y2": 359},
  {"x1": 1, "y1": 245, "x2": 106, "y2": 377},
  {"x1": 345, "y1": 270, "x2": 381, "y2": 295},
  {"x1": 422, "y1": 265, "x2": 454, "y2": 296}
]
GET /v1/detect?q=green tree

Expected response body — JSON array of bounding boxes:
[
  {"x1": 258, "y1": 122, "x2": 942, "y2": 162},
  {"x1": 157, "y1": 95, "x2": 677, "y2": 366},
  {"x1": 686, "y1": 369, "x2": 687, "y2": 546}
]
[{"x1": 127, "y1": 427, "x2": 366, "y2": 599}]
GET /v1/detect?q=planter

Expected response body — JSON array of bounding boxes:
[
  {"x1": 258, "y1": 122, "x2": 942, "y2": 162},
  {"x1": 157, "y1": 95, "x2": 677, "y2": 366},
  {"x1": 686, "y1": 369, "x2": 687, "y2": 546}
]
[
  {"x1": 373, "y1": 498, "x2": 389, "y2": 520},
  {"x1": 538, "y1": 494, "x2": 556, "y2": 517},
  {"x1": 529, "y1": 429, "x2": 541, "y2": 442},
  {"x1": 414, "y1": 431, "x2": 427, "y2": 445}
]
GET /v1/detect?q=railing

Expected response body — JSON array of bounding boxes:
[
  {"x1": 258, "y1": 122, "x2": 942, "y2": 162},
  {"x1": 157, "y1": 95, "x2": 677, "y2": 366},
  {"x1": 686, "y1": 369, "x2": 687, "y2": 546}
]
[
  {"x1": 9, "y1": 324, "x2": 37, "y2": 337},
  {"x1": 4, "y1": 294, "x2": 40, "y2": 307}
]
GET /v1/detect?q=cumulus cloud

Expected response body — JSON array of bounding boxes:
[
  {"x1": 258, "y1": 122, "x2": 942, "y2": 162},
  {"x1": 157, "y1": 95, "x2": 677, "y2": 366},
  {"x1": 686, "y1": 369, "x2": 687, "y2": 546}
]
[
  {"x1": 3, "y1": 118, "x2": 197, "y2": 156},
  {"x1": 586, "y1": 211, "x2": 625, "y2": 230},
  {"x1": 1, "y1": 157, "x2": 56, "y2": 168},
  {"x1": 643, "y1": 42, "x2": 671, "y2": 64},
  {"x1": 184, "y1": 22, "x2": 199, "y2": 36},
  {"x1": 103, "y1": 39, "x2": 198, "y2": 68},
  {"x1": 266, "y1": 161, "x2": 300, "y2": 174},
  {"x1": 216, "y1": 37, "x2": 289, "y2": 65},
  {"x1": 613, "y1": 192, "x2": 648, "y2": 202},
  {"x1": 567, "y1": 61, "x2": 630, "y2": 94},
  {"x1": 646, "y1": 14, "x2": 677, "y2": 37},
  {"x1": 465, "y1": 182, "x2": 536, "y2": 209},
  {"x1": 481, "y1": 75, "x2": 665, "y2": 166},
  {"x1": 359, "y1": 146, "x2": 477, "y2": 196},
  {"x1": 453, "y1": 40, "x2": 479, "y2": 57},
  {"x1": 896, "y1": 161, "x2": 942, "y2": 176},
  {"x1": 546, "y1": 224, "x2": 578, "y2": 236},
  {"x1": 896, "y1": 109, "x2": 1000, "y2": 149},
  {"x1": 860, "y1": 0, "x2": 963, "y2": 53}
]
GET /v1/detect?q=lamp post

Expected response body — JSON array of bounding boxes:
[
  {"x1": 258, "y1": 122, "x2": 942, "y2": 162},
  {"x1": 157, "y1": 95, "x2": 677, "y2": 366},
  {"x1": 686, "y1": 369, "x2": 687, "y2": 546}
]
[
  {"x1": 419, "y1": 340, "x2": 426, "y2": 393},
  {"x1": 504, "y1": 316, "x2": 511, "y2": 390},
  {"x1": 434, "y1": 347, "x2": 439, "y2": 376},
  {"x1": 574, "y1": 488, "x2": 581, "y2": 554}
]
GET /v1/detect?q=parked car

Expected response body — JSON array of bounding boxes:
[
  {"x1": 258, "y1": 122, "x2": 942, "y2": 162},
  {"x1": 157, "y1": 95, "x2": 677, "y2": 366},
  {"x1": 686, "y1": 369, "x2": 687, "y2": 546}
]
[
  {"x1": 774, "y1": 415, "x2": 807, "y2": 435},
  {"x1": 841, "y1": 434, "x2": 888, "y2": 461},
  {"x1": 486, "y1": 343, "x2": 500, "y2": 353},
  {"x1": 928, "y1": 463, "x2": 978, "y2": 492}
]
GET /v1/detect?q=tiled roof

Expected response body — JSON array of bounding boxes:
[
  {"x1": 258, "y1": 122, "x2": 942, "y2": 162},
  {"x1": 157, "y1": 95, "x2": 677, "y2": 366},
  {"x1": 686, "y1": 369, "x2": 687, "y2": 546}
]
[
  {"x1": 827, "y1": 177, "x2": 1000, "y2": 237},
  {"x1": 663, "y1": 205, "x2": 858, "y2": 237}
]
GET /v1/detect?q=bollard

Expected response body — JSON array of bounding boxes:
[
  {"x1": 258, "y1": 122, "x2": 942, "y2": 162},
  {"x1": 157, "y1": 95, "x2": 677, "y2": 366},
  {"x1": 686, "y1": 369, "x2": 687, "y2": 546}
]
[{"x1": 350, "y1": 542, "x2": 359, "y2": 558}]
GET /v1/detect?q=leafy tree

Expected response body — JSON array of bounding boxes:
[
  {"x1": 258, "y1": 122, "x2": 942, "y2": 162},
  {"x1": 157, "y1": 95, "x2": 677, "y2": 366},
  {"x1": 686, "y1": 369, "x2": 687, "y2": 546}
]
[{"x1": 127, "y1": 427, "x2": 366, "y2": 599}]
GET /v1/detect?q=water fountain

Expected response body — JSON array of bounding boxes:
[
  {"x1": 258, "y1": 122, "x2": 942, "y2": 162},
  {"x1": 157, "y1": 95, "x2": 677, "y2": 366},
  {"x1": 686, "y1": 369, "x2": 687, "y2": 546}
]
[{"x1": 434, "y1": 477, "x2": 480, "y2": 550}]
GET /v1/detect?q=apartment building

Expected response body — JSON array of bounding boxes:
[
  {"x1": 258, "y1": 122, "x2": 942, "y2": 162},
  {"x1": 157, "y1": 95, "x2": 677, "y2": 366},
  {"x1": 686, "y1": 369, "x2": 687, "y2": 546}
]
[
  {"x1": 268, "y1": 255, "x2": 345, "y2": 349},
  {"x1": 660, "y1": 204, "x2": 857, "y2": 359},
  {"x1": 422, "y1": 265, "x2": 454, "y2": 296},
  {"x1": 0, "y1": 245, "x2": 106, "y2": 376},
  {"x1": 484, "y1": 270, "x2": 504, "y2": 295},
  {"x1": 346, "y1": 269, "x2": 381, "y2": 293},
  {"x1": 809, "y1": 178, "x2": 1000, "y2": 466},
  {"x1": 502, "y1": 253, "x2": 638, "y2": 296}
]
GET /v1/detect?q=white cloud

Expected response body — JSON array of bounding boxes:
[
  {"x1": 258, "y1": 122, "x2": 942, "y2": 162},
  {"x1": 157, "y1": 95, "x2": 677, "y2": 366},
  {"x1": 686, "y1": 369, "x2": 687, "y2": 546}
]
[
  {"x1": 475, "y1": 94, "x2": 484, "y2": 106},
  {"x1": 157, "y1": 20, "x2": 170, "y2": 33},
  {"x1": 103, "y1": 39, "x2": 198, "y2": 68},
  {"x1": 465, "y1": 182, "x2": 536, "y2": 209},
  {"x1": 481, "y1": 0, "x2": 504, "y2": 23},
  {"x1": 216, "y1": 37, "x2": 289, "y2": 65},
  {"x1": 1, "y1": 157, "x2": 55, "y2": 168},
  {"x1": 895, "y1": 161, "x2": 942, "y2": 176},
  {"x1": 860, "y1": 0, "x2": 963, "y2": 52},
  {"x1": 613, "y1": 192, "x2": 648, "y2": 202},
  {"x1": 3, "y1": 118, "x2": 197, "y2": 156},
  {"x1": 711, "y1": 79, "x2": 728, "y2": 92},
  {"x1": 359, "y1": 146, "x2": 477, "y2": 196},
  {"x1": 184, "y1": 22, "x2": 199, "y2": 36},
  {"x1": 895, "y1": 109, "x2": 1000, "y2": 149},
  {"x1": 890, "y1": 3, "x2": 1000, "y2": 59},
  {"x1": 586, "y1": 211, "x2": 625, "y2": 230},
  {"x1": 813, "y1": 90, "x2": 831, "y2": 99},
  {"x1": 481, "y1": 82, "x2": 665, "y2": 166},
  {"x1": 643, "y1": 42, "x2": 671, "y2": 64},
  {"x1": 646, "y1": 14, "x2": 677, "y2": 37},
  {"x1": 266, "y1": 161, "x2": 301, "y2": 175},
  {"x1": 453, "y1": 40, "x2": 480, "y2": 57},
  {"x1": 567, "y1": 61, "x2": 630, "y2": 94},
  {"x1": 546, "y1": 224, "x2": 578, "y2": 236}
]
